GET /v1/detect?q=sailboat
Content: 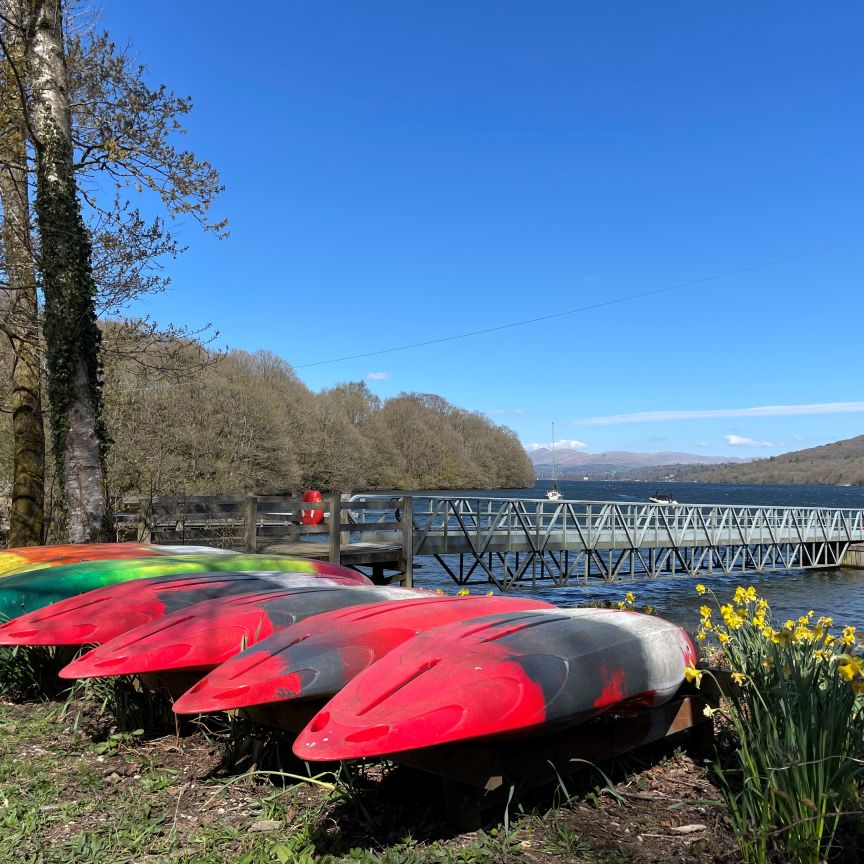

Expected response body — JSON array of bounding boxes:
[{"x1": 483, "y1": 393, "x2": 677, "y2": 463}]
[{"x1": 546, "y1": 423, "x2": 562, "y2": 501}]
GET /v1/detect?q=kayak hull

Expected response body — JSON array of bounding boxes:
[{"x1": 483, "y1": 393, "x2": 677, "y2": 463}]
[
  {"x1": 0, "y1": 554, "x2": 370, "y2": 621},
  {"x1": 0, "y1": 570, "x2": 373, "y2": 647},
  {"x1": 59, "y1": 585, "x2": 428, "y2": 680},
  {"x1": 293, "y1": 608, "x2": 697, "y2": 761},
  {"x1": 0, "y1": 543, "x2": 227, "y2": 578},
  {"x1": 174, "y1": 594, "x2": 555, "y2": 715}
]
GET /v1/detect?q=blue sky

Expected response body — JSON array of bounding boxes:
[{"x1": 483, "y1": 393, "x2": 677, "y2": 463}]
[{"x1": 100, "y1": 2, "x2": 864, "y2": 458}]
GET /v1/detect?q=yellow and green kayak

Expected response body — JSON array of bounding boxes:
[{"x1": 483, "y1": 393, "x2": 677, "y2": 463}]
[
  {"x1": 0, "y1": 543, "x2": 226, "y2": 579},
  {"x1": 0, "y1": 554, "x2": 368, "y2": 621}
]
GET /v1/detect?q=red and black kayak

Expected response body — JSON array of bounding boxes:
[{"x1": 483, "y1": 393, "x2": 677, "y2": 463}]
[
  {"x1": 0, "y1": 570, "x2": 374, "y2": 648},
  {"x1": 173, "y1": 594, "x2": 555, "y2": 715},
  {"x1": 59, "y1": 585, "x2": 428, "y2": 681},
  {"x1": 293, "y1": 608, "x2": 697, "y2": 761}
]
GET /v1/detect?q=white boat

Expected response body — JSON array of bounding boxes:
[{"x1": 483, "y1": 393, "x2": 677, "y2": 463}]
[
  {"x1": 546, "y1": 423, "x2": 562, "y2": 501},
  {"x1": 648, "y1": 493, "x2": 678, "y2": 505}
]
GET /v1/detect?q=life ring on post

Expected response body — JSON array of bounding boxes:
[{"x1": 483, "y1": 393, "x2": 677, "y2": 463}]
[{"x1": 301, "y1": 489, "x2": 324, "y2": 525}]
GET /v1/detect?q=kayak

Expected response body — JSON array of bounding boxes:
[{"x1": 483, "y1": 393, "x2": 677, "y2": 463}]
[
  {"x1": 0, "y1": 554, "x2": 370, "y2": 621},
  {"x1": 0, "y1": 570, "x2": 373, "y2": 647},
  {"x1": 0, "y1": 543, "x2": 227, "y2": 578},
  {"x1": 293, "y1": 608, "x2": 697, "y2": 761},
  {"x1": 173, "y1": 594, "x2": 556, "y2": 715},
  {"x1": 59, "y1": 585, "x2": 428, "y2": 680}
]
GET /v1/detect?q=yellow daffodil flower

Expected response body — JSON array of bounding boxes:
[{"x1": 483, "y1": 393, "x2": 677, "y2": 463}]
[{"x1": 683, "y1": 665, "x2": 703, "y2": 687}]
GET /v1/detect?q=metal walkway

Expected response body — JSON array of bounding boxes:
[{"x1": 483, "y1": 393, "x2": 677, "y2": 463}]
[{"x1": 406, "y1": 497, "x2": 864, "y2": 589}]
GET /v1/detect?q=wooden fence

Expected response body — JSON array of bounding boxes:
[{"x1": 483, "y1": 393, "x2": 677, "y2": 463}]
[{"x1": 114, "y1": 493, "x2": 414, "y2": 585}]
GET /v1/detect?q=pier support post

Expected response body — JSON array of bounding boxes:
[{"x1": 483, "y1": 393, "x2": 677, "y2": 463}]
[
  {"x1": 328, "y1": 493, "x2": 342, "y2": 565},
  {"x1": 244, "y1": 495, "x2": 258, "y2": 553},
  {"x1": 401, "y1": 496, "x2": 414, "y2": 587}
]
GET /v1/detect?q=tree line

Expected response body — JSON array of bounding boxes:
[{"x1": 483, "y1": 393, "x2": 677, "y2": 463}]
[{"x1": 0, "y1": 333, "x2": 533, "y2": 508}]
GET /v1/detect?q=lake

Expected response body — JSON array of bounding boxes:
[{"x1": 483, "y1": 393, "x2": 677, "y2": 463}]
[{"x1": 407, "y1": 479, "x2": 864, "y2": 631}]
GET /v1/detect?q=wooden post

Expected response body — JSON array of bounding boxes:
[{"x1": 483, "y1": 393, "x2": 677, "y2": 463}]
[
  {"x1": 244, "y1": 495, "x2": 258, "y2": 553},
  {"x1": 329, "y1": 493, "x2": 342, "y2": 565},
  {"x1": 136, "y1": 511, "x2": 151, "y2": 544},
  {"x1": 401, "y1": 495, "x2": 413, "y2": 587},
  {"x1": 340, "y1": 493, "x2": 351, "y2": 548}
]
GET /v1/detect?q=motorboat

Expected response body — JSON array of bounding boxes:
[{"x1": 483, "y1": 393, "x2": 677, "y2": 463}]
[{"x1": 648, "y1": 493, "x2": 679, "y2": 505}]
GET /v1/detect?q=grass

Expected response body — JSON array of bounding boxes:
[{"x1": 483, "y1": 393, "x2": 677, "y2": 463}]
[{"x1": 0, "y1": 693, "x2": 731, "y2": 864}]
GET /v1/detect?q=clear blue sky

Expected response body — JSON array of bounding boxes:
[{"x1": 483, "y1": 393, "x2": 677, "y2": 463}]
[{"x1": 100, "y1": 1, "x2": 864, "y2": 459}]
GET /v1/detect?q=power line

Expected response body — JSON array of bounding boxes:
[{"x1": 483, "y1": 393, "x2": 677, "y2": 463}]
[{"x1": 294, "y1": 239, "x2": 857, "y2": 369}]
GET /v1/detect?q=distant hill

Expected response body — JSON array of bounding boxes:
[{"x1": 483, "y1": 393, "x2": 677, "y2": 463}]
[
  {"x1": 528, "y1": 448, "x2": 746, "y2": 479},
  {"x1": 636, "y1": 435, "x2": 864, "y2": 486}
]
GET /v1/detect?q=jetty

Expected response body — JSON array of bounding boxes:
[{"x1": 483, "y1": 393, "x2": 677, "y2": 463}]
[{"x1": 114, "y1": 493, "x2": 864, "y2": 590}]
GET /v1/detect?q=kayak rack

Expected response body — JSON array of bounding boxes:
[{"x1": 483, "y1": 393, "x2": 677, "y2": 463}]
[{"x1": 391, "y1": 686, "x2": 715, "y2": 829}]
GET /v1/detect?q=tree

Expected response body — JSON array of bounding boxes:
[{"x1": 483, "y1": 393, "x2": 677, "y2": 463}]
[
  {"x1": 0, "y1": 0, "x2": 44, "y2": 545},
  {"x1": 26, "y1": 0, "x2": 107, "y2": 541},
  {"x1": 0, "y1": 3, "x2": 226, "y2": 542}
]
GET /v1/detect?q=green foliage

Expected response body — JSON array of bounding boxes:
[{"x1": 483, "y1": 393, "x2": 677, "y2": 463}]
[
  {"x1": 0, "y1": 644, "x2": 78, "y2": 700},
  {"x1": 34, "y1": 120, "x2": 110, "y2": 501}
]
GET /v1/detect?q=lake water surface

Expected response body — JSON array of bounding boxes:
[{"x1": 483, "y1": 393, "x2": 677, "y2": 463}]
[{"x1": 407, "y1": 480, "x2": 864, "y2": 631}]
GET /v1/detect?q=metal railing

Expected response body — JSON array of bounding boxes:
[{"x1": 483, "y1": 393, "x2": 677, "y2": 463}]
[{"x1": 408, "y1": 497, "x2": 864, "y2": 588}]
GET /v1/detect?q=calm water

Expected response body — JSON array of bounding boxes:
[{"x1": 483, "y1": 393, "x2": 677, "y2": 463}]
[{"x1": 407, "y1": 480, "x2": 864, "y2": 631}]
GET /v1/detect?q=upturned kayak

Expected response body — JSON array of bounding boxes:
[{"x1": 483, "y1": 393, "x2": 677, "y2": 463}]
[
  {"x1": 59, "y1": 585, "x2": 428, "y2": 680},
  {"x1": 293, "y1": 608, "x2": 697, "y2": 761},
  {"x1": 0, "y1": 570, "x2": 372, "y2": 647},
  {"x1": 173, "y1": 594, "x2": 555, "y2": 715},
  {"x1": 0, "y1": 543, "x2": 227, "y2": 578},
  {"x1": 0, "y1": 554, "x2": 371, "y2": 621}
]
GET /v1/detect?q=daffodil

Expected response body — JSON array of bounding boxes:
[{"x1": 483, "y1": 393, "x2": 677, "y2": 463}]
[
  {"x1": 838, "y1": 659, "x2": 862, "y2": 681},
  {"x1": 457, "y1": 588, "x2": 470, "y2": 596},
  {"x1": 684, "y1": 665, "x2": 703, "y2": 687},
  {"x1": 718, "y1": 632, "x2": 730, "y2": 644},
  {"x1": 625, "y1": 591, "x2": 635, "y2": 604},
  {"x1": 730, "y1": 672, "x2": 747, "y2": 686},
  {"x1": 699, "y1": 605, "x2": 712, "y2": 620}
]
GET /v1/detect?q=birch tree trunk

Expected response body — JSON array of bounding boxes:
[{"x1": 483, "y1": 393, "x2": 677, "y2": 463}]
[
  {"x1": 26, "y1": 0, "x2": 108, "y2": 542},
  {"x1": 0, "y1": 1, "x2": 46, "y2": 546}
]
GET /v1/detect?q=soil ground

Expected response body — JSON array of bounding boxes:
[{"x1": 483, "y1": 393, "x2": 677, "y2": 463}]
[{"x1": 0, "y1": 696, "x2": 741, "y2": 864}]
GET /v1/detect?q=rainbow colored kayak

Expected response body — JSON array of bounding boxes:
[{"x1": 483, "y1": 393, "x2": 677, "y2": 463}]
[
  {"x1": 173, "y1": 594, "x2": 555, "y2": 715},
  {"x1": 293, "y1": 608, "x2": 696, "y2": 761},
  {"x1": 0, "y1": 570, "x2": 374, "y2": 647},
  {"x1": 0, "y1": 554, "x2": 370, "y2": 621},
  {"x1": 0, "y1": 543, "x2": 227, "y2": 578},
  {"x1": 59, "y1": 585, "x2": 427, "y2": 680}
]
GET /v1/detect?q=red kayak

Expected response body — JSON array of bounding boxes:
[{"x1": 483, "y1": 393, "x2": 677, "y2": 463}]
[
  {"x1": 293, "y1": 608, "x2": 696, "y2": 761},
  {"x1": 59, "y1": 585, "x2": 428, "y2": 680},
  {"x1": 0, "y1": 570, "x2": 371, "y2": 647},
  {"x1": 173, "y1": 594, "x2": 555, "y2": 715}
]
